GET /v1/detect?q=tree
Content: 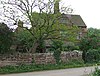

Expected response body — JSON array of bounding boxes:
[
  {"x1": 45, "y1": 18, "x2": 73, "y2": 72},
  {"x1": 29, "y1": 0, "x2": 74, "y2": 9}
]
[
  {"x1": 0, "y1": 0, "x2": 79, "y2": 53},
  {"x1": 15, "y1": 28, "x2": 34, "y2": 53},
  {"x1": 0, "y1": 23, "x2": 13, "y2": 54},
  {"x1": 48, "y1": 40, "x2": 63, "y2": 63},
  {"x1": 79, "y1": 28, "x2": 100, "y2": 63}
]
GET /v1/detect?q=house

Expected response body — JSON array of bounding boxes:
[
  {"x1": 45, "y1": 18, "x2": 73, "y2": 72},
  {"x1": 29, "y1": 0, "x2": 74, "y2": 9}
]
[
  {"x1": 54, "y1": 1, "x2": 87, "y2": 39},
  {"x1": 61, "y1": 14, "x2": 87, "y2": 39},
  {"x1": 45, "y1": 1, "x2": 87, "y2": 50}
]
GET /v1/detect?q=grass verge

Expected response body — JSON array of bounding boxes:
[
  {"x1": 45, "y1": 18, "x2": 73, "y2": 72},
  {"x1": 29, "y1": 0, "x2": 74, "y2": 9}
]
[{"x1": 0, "y1": 59, "x2": 99, "y2": 74}]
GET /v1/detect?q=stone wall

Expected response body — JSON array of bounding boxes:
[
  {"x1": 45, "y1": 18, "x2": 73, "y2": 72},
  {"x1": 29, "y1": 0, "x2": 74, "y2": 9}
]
[
  {"x1": 0, "y1": 53, "x2": 33, "y2": 66},
  {"x1": 0, "y1": 51, "x2": 82, "y2": 67}
]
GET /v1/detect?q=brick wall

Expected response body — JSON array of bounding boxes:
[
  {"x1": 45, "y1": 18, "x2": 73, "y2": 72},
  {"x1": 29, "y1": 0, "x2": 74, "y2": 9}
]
[{"x1": 0, "y1": 51, "x2": 82, "y2": 66}]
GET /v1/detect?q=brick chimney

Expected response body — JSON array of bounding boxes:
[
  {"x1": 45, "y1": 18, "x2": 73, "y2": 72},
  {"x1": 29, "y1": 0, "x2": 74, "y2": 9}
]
[{"x1": 54, "y1": 0, "x2": 59, "y2": 14}]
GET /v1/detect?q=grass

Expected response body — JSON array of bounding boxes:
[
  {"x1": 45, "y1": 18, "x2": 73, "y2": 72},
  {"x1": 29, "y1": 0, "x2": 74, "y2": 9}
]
[
  {"x1": 0, "y1": 59, "x2": 100, "y2": 74},
  {"x1": 0, "y1": 64, "x2": 83, "y2": 74}
]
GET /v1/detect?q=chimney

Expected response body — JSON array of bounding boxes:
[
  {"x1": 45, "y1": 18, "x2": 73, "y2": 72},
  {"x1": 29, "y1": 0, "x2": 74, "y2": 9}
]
[{"x1": 54, "y1": 0, "x2": 59, "y2": 14}]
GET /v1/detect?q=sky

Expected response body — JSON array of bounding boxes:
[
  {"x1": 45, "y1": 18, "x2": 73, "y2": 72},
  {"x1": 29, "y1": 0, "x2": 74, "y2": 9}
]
[{"x1": 61, "y1": 0, "x2": 100, "y2": 29}]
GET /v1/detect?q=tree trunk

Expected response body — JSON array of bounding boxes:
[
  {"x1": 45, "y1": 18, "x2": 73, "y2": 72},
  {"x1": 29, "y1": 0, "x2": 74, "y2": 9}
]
[{"x1": 29, "y1": 42, "x2": 39, "y2": 54}]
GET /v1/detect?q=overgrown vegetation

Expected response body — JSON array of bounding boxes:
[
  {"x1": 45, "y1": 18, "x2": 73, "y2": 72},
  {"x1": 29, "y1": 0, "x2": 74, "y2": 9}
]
[
  {"x1": 88, "y1": 66, "x2": 100, "y2": 76},
  {"x1": 79, "y1": 28, "x2": 100, "y2": 63},
  {"x1": 91, "y1": 67, "x2": 100, "y2": 76},
  {"x1": 0, "y1": 23, "x2": 13, "y2": 54},
  {"x1": 50, "y1": 40, "x2": 63, "y2": 63},
  {"x1": 0, "y1": 59, "x2": 85, "y2": 74},
  {"x1": 85, "y1": 49, "x2": 100, "y2": 63}
]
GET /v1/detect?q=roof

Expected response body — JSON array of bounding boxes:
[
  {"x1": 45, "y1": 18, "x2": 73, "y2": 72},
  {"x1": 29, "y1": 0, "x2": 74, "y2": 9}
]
[{"x1": 61, "y1": 14, "x2": 87, "y2": 27}]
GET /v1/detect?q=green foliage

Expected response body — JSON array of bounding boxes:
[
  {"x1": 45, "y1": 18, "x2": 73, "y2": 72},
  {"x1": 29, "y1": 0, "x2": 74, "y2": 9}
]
[
  {"x1": 80, "y1": 28, "x2": 100, "y2": 51},
  {"x1": 0, "y1": 59, "x2": 84, "y2": 74},
  {"x1": 50, "y1": 40, "x2": 63, "y2": 63},
  {"x1": 79, "y1": 28, "x2": 100, "y2": 63},
  {"x1": 49, "y1": 40, "x2": 80, "y2": 64},
  {"x1": 87, "y1": 28, "x2": 100, "y2": 37},
  {"x1": 36, "y1": 40, "x2": 46, "y2": 53},
  {"x1": 59, "y1": 25, "x2": 79, "y2": 42},
  {"x1": 90, "y1": 66, "x2": 100, "y2": 76},
  {"x1": 66, "y1": 59, "x2": 84, "y2": 66},
  {"x1": 85, "y1": 49, "x2": 100, "y2": 63},
  {"x1": 15, "y1": 29, "x2": 34, "y2": 52},
  {"x1": 6, "y1": 3, "x2": 79, "y2": 53},
  {"x1": 0, "y1": 23, "x2": 13, "y2": 54},
  {"x1": 15, "y1": 27, "x2": 46, "y2": 53},
  {"x1": 53, "y1": 49, "x2": 61, "y2": 64},
  {"x1": 16, "y1": 12, "x2": 62, "y2": 53},
  {"x1": 1, "y1": 0, "x2": 79, "y2": 53},
  {"x1": 50, "y1": 40, "x2": 64, "y2": 51},
  {"x1": 17, "y1": 12, "x2": 79, "y2": 53},
  {"x1": 63, "y1": 42, "x2": 79, "y2": 51}
]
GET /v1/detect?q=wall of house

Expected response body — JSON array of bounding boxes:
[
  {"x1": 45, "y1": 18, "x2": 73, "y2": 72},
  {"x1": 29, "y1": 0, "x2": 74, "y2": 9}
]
[{"x1": 0, "y1": 51, "x2": 82, "y2": 67}]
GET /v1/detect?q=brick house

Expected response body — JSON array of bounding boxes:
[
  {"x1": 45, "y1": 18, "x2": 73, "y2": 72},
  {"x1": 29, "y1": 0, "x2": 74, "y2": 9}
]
[
  {"x1": 45, "y1": 1, "x2": 87, "y2": 50},
  {"x1": 54, "y1": 1, "x2": 87, "y2": 39},
  {"x1": 60, "y1": 14, "x2": 87, "y2": 39}
]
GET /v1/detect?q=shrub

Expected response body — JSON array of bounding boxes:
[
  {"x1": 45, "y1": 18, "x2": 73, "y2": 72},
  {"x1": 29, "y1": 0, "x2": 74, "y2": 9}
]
[
  {"x1": 63, "y1": 42, "x2": 79, "y2": 51},
  {"x1": 79, "y1": 28, "x2": 100, "y2": 63},
  {"x1": 0, "y1": 23, "x2": 13, "y2": 54},
  {"x1": 66, "y1": 59, "x2": 84, "y2": 65},
  {"x1": 85, "y1": 49, "x2": 100, "y2": 63},
  {"x1": 49, "y1": 40, "x2": 63, "y2": 64}
]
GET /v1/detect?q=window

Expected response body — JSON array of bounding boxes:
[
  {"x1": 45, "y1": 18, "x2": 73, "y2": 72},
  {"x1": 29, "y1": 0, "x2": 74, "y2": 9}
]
[{"x1": 77, "y1": 32, "x2": 82, "y2": 39}]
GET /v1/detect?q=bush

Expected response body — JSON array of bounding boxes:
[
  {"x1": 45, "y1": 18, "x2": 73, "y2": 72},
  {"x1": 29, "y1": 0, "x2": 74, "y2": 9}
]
[
  {"x1": 66, "y1": 59, "x2": 84, "y2": 66},
  {"x1": 79, "y1": 28, "x2": 100, "y2": 63},
  {"x1": 49, "y1": 40, "x2": 63, "y2": 64},
  {"x1": 85, "y1": 49, "x2": 100, "y2": 63},
  {"x1": 63, "y1": 42, "x2": 79, "y2": 51},
  {"x1": 0, "y1": 23, "x2": 13, "y2": 54}
]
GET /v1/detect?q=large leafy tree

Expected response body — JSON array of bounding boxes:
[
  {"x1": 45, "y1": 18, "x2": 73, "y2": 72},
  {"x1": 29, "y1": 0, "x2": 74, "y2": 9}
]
[
  {"x1": 0, "y1": 23, "x2": 13, "y2": 53},
  {"x1": 0, "y1": 0, "x2": 79, "y2": 53},
  {"x1": 79, "y1": 28, "x2": 100, "y2": 62}
]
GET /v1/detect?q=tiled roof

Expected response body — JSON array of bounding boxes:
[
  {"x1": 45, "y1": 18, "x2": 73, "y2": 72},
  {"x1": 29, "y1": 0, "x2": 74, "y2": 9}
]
[{"x1": 61, "y1": 14, "x2": 87, "y2": 27}]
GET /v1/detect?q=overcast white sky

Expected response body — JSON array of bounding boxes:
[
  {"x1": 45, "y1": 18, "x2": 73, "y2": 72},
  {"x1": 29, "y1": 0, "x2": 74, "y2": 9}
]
[{"x1": 61, "y1": 0, "x2": 100, "y2": 29}]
